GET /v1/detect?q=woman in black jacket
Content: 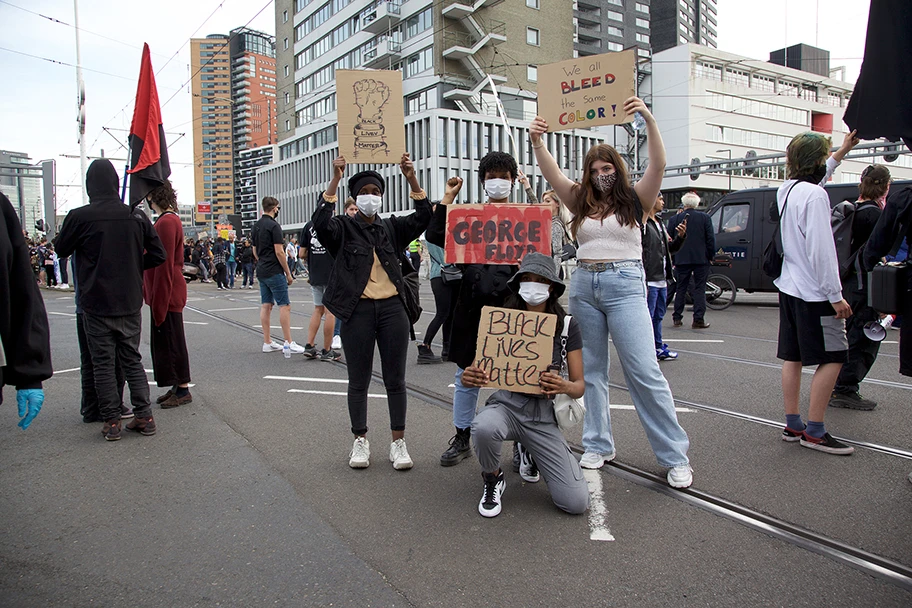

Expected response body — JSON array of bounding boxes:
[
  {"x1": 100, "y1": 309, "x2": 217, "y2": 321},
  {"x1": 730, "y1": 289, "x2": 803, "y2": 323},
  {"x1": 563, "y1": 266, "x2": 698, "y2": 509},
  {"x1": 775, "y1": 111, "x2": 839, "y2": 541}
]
[{"x1": 312, "y1": 153, "x2": 432, "y2": 471}]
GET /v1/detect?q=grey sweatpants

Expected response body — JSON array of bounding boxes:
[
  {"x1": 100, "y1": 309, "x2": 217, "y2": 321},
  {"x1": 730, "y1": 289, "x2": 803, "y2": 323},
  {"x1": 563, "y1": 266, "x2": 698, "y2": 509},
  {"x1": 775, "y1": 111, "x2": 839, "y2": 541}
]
[{"x1": 472, "y1": 390, "x2": 589, "y2": 515}]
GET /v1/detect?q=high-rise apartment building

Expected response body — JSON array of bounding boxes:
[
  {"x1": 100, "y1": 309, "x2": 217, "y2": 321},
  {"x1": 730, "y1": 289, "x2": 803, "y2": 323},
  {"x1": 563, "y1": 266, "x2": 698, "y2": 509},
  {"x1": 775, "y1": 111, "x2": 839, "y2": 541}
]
[
  {"x1": 650, "y1": 0, "x2": 717, "y2": 54},
  {"x1": 261, "y1": 0, "x2": 606, "y2": 231},
  {"x1": 1, "y1": 150, "x2": 55, "y2": 237},
  {"x1": 191, "y1": 28, "x2": 277, "y2": 228},
  {"x1": 573, "y1": 0, "x2": 653, "y2": 61}
]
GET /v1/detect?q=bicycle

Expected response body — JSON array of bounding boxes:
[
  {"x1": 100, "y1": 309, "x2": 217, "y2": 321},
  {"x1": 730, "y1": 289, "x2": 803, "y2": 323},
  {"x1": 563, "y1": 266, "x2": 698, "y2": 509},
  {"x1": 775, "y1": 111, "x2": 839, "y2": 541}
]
[{"x1": 706, "y1": 254, "x2": 736, "y2": 310}]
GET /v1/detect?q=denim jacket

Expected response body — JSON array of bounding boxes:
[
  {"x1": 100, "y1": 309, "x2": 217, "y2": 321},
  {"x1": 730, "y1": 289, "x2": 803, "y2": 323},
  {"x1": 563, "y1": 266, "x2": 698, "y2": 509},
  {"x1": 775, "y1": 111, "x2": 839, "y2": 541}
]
[{"x1": 312, "y1": 194, "x2": 432, "y2": 321}]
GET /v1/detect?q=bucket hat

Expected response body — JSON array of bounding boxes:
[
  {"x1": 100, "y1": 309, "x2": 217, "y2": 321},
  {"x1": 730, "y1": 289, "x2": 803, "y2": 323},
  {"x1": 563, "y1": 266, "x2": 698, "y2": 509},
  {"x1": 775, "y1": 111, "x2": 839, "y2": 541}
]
[{"x1": 507, "y1": 252, "x2": 565, "y2": 298}]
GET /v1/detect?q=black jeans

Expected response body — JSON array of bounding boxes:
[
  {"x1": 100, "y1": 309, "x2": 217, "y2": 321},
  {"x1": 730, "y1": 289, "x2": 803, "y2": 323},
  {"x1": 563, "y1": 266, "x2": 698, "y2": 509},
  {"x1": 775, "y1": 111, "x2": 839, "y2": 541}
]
[
  {"x1": 340, "y1": 297, "x2": 409, "y2": 435},
  {"x1": 83, "y1": 312, "x2": 152, "y2": 421},
  {"x1": 834, "y1": 292, "x2": 881, "y2": 393},
  {"x1": 242, "y1": 262, "x2": 255, "y2": 286},
  {"x1": 215, "y1": 263, "x2": 228, "y2": 288},
  {"x1": 76, "y1": 312, "x2": 124, "y2": 420},
  {"x1": 424, "y1": 277, "x2": 454, "y2": 350},
  {"x1": 673, "y1": 263, "x2": 709, "y2": 322}
]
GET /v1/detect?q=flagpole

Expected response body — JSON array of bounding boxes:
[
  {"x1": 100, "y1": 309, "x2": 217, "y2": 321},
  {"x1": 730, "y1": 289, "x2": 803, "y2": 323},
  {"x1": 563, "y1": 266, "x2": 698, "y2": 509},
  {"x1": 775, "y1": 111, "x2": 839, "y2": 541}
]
[{"x1": 73, "y1": 0, "x2": 88, "y2": 207}]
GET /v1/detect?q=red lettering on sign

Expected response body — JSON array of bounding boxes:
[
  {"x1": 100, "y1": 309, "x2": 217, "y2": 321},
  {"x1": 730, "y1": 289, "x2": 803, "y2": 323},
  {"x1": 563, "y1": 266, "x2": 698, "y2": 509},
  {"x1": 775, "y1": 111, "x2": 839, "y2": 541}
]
[{"x1": 444, "y1": 204, "x2": 552, "y2": 265}]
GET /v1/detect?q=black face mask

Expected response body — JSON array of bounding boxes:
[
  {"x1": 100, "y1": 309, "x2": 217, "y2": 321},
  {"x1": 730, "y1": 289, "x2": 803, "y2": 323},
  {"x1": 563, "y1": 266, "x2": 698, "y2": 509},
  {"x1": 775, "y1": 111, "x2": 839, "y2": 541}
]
[{"x1": 811, "y1": 164, "x2": 827, "y2": 184}]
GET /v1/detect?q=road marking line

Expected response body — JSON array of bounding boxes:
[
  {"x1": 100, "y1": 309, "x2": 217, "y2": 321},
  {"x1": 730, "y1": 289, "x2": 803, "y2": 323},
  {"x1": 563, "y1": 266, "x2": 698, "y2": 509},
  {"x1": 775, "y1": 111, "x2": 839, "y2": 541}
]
[
  {"x1": 48, "y1": 311, "x2": 76, "y2": 317},
  {"x1": 611, "y1": 404, "x2": 694, "y2": 413},
  {"x1": 206, "y1": 306, "x2": 260, "y2": 312},
  {"x1": 53, "y1": 368, "x2": 81, "y2": 374},
  {"x1": 663, "y1": 339, "x2": 724, "y2": 343},
  {"x1": 183, "y1": 321, "x2": 209, "y2": 325},
  {"x1": 583, "y1": 469, "x2": 615, "y2": 541},
  {"x1": 148, "y1": 382, "x2": 195, "y2": 387},
  {"x1": 288, "y1": 388, "x2": 386, "y2": 399},
  {"x1": 254, "y1": 325, "x2": 305, "y2": 330},
  {"x1": 265, "y1": 375, "x2": 348, "y2": 384}
]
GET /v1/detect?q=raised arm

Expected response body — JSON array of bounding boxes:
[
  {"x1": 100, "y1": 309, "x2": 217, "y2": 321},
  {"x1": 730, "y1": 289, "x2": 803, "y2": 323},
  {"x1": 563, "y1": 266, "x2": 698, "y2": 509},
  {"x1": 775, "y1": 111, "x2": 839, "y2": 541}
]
[
  {"x1": 426, "y1": 177, "x2": 463, "y2": 247},
  {"x1": 518, "y1": 170, "x2": 538, "y2": 204},
  {"x1": 821, "y1": 129, "x2": 859, "y2": 186},
  {"x1": 529, "y1": 118, "x2": 578, "y2": 213},
  {"x1": 628, "y1": 97, "x2": 666, "y2": 214},
  {"x1": 313, "y1": 156, "x2": 347, "y2": 254},
  {"x1": 392, "y1": 153, "x2": 431, "y2": 247}
]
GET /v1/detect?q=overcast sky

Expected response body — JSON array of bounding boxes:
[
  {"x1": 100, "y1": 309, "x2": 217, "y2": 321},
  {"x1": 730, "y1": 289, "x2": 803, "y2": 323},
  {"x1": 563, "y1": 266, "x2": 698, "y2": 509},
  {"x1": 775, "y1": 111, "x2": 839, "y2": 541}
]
[{"x1": 0, "y1": 0, "x2": 870, "y2": 214}]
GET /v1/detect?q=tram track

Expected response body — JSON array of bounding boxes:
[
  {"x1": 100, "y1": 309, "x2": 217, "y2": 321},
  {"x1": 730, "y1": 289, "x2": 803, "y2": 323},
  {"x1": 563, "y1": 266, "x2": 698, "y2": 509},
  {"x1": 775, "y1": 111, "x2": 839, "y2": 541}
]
[{"x1": 185, "y1": 301, "x2": 912, "y2": 591}]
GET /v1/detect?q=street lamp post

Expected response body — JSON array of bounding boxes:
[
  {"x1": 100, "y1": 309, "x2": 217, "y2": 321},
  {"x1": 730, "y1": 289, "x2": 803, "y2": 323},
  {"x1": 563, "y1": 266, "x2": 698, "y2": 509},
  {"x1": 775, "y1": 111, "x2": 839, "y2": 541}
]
[{"x1": 717, "y1": 149, "x2": 732, "y2": 192}]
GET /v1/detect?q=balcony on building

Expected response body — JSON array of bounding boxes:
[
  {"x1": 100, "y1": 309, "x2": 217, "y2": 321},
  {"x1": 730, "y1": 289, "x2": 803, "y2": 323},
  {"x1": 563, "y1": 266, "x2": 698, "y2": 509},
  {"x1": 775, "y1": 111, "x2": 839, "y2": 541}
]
[
  {"x1": 360, "y1": 1, "x2": 402, "y2": 35},
  {"x1": 362, "y1": 38, "x2": 402, "y2": 69}
]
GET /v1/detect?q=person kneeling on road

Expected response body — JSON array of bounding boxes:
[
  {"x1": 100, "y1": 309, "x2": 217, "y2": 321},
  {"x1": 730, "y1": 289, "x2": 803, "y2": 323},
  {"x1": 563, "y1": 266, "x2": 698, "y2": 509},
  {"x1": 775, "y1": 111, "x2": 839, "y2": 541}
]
[{"x1": 461, "y1": 253, "x2": 589, "y2": 518}]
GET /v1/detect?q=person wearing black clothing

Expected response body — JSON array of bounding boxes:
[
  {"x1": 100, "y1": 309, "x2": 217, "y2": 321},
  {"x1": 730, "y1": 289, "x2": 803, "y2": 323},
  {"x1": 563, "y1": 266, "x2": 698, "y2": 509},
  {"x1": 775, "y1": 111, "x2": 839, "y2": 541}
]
[
  {"x1": 299, "y1": 220, "x2": 338, "y2": 360},
  {"x1": 643, "y1": 193, "x2": 687, "y2": 360},
  {"x1": 55, "y1": 159, "x2": 167, "y2": 441},
  {"x1": 313, "y1": 153, "x2": 431, "y2": 471},
  {"x1": 238, "y1": 237, "x2": 256, "y2": 288},
  {"x1": 0, "y1": 192, "x2": 52, "y2": 429},
  {"x1": 863, "y1": 186, "x2": 912, "y2": 379},
  {"x1": 425, "y1": 151, "x2": 522, "y2": 467},
  {"x1": 212, "y1": 237, "x2": 229, "y2": 290},
  {"x1": 667, "y1": 191, "x2": 716, "y2": 329},
  {"x1": 830, "y1": 166, "x2": 890, "y2": 410}
]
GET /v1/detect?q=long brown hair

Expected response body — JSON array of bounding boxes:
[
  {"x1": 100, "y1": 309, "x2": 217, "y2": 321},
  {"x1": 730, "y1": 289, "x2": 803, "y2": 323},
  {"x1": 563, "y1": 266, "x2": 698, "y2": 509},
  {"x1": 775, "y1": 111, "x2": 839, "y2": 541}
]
[{"x1": 569, "y1": 144, "x2": 640, "y2": 238}]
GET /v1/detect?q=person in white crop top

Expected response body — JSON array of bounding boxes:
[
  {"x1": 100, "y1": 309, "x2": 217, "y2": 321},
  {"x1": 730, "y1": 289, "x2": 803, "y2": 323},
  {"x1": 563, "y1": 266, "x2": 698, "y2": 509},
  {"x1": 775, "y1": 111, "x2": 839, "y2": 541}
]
[{"x1": 529, "y1": 97, "x2": 694, "y2": 489}]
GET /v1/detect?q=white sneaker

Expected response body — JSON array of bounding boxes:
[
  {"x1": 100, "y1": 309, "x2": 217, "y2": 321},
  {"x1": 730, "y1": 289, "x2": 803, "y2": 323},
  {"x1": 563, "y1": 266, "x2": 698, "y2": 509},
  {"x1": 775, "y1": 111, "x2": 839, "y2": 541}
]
[
  {"x1": 517, "y1": 442, "x2": 540, "y2": 483},
  {"x1": 389, "y1": 438, "x2": 414, "y2": 470},
  {"x1": 579, "y1": 451, "x2": 616, "y2": 470},
  {"x1": 331, "y1": 335, "x2": 342, "y2": 350},
  {"x1": 286, "y1": 341, "x2": 306, "y2": 354},
  {"x1": 478, "y1": 471, "x2": 506, "y2": 517},
  {"x1": 262, "y1": 341, "x2": 283, "y2": 353},
  {"x1": 667, "y1": 464, "x2": 693, "y2": 489},
  {"x1": 349, "y1": 437, "x2": 370, "y2": 468},
  {"x1": 59, "y1": 283, "x2": 69, "y2": 289}
]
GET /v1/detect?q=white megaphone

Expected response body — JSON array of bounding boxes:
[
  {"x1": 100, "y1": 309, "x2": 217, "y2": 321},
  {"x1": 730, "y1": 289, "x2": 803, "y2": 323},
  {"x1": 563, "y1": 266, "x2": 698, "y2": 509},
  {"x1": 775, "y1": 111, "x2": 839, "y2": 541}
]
[{"x1": 863, "y1": 315, "x2": 895, "y2": 342}]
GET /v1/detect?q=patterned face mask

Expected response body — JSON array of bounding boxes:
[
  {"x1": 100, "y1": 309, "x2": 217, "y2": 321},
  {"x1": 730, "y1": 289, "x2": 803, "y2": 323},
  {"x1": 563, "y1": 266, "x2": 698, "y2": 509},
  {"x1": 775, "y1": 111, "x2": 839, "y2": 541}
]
[{"x1": 593, "y1": 172, "x2": 618, "y2": 193}]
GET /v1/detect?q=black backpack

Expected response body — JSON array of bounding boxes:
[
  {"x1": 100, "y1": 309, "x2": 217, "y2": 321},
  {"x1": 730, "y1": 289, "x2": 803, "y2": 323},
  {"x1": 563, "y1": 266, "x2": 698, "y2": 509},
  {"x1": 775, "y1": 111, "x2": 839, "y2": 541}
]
[{"x1": 831, "y1": 199, "x2": 879, "y2": 281}]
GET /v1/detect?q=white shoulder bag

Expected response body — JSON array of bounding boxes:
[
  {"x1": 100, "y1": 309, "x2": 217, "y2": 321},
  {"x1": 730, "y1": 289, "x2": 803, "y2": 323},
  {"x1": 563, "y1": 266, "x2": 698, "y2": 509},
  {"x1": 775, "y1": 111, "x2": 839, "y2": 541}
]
[{"x1": 552, "y1": 315, "x2": 585, "y2": 431}]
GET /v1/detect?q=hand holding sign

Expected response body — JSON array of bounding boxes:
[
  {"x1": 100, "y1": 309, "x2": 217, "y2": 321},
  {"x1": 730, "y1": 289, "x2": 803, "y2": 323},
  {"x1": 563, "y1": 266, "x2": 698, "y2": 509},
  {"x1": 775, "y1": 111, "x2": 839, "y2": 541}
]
[{"x1": 474, "y1": 306, "x2": 557, "y2": 394}]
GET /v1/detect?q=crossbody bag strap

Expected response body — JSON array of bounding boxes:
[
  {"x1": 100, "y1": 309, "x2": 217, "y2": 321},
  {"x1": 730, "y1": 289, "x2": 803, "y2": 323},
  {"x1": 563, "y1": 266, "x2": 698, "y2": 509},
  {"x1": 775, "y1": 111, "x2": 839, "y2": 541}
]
[
  {"x1": 774, "y1": 181, "x2": 800, "y2": 245},
  {"x1": 560, "y1": 315, "x2": 572, "y2": 377}
]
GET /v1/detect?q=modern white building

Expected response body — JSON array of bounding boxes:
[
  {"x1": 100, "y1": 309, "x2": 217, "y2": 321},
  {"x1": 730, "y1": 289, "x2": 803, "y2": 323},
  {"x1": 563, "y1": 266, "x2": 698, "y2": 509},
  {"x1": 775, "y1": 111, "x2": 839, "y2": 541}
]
[
  {"x1": 645, "y1": 43, "x2": 912, "y2": 207},
  {"x1": 260, "y1": 0, "x2": 607, "y2": 232},
  {"x1": 178, "y1": 204, "x2": 195, "y2": 229}
]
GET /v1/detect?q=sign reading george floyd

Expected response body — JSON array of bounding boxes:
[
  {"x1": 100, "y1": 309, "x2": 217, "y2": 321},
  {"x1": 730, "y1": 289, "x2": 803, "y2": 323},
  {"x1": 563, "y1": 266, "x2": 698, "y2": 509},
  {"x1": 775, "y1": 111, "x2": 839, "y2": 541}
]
[
  {"x1": 538, "y1": 49, "x2": 636, "y2": 132},
  {"x1": 444, "y1": 204, "x2": 551, "y2": 264},
  {"x1": 336, "y1": 69, "x2": 406, "y2": 163},
  {"x1": 474, "y1": 306, "x2": 557, "y2": 395}
]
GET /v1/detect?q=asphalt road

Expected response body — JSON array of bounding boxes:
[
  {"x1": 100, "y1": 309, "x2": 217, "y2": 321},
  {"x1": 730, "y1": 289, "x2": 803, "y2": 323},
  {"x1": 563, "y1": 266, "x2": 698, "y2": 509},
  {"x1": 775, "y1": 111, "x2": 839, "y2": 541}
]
[{"x1": 2, "y1": 277, "x2": 911, "y2": 607}]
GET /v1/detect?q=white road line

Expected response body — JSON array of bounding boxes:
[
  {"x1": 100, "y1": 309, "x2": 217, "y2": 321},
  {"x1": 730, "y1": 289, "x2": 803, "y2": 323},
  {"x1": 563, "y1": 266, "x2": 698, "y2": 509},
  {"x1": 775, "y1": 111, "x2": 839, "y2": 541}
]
[
  {"x1": 254, "y1": 324, "x2": 305, "y2": 330},
  {"x1": 583, "y1": 469, "x2": 615, "y2": 541},
  {"x1": 207, "y1": 306, "x2": 260, "y2": 312},
  {"x1": 183, "y1": 321, "x2": 209, "y2": 325},
  {"x1": 47, "y1": 311, "x2": 76, "y2": 317},
  {"x1": 148, "y1": 382, "x2": 196, "y2": 387},
  {"x1": 611, "y1": 404, "x2": 694, "y2": 413},
  {"x1": 264, "y1": 375, "x2": 348, "y2": 384},
  {"x1": 53, "y1": 367, "x2": 81, "y2": 374},
  {"x1": 288, "y1": 388, "x2": 386, "y2": 399},
  {"x1": 663, "y1": 339, "x2": 724, "y2": 343}
]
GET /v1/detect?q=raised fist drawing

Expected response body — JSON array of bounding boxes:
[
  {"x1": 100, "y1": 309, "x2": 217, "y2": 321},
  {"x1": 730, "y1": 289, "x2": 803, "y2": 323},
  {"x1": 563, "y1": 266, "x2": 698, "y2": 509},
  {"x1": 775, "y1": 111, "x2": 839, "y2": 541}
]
[{"x1": 353, "y1": 79, "x2": 390, "y2": 124}]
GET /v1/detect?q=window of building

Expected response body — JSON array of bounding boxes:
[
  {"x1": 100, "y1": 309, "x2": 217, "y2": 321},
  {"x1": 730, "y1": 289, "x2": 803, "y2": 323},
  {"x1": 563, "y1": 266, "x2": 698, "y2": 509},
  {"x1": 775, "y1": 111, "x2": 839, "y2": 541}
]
[
  {"x1": 285, "y1": 119, "x2": 290, "y2": 131},
  {"x1": 526, "y1": 0, "x2": 539, "y2": 8},
  {"x1": 680, "y1": 34, "x2": 689, "y2": 44},
  {"x1": 636, "y1": 2, "x2": 649, "y2": 13},
  {"x1": 638, "y1": 48, "x2": 650, "y2": 58},
  {"x1": 636, "y1": 17, "x2": 649, "y2": 28},
  {"x1": 284, "y1": 65, "x2": 289, "y2": 77},
  {"x1": 526, "y1": 27, "x2": 540, "y2": 46},
  {"x1": 636, "y1": 32, "x2": 649, "y2": 43},
  {"x1": 283, "y1": 10, "x2": 288, "y2": 23},
  {"x1": 284, "y1": 92, "x2": 290, "y2": 105},
  {"x1": 606, "y1": 26, "x2": 623, "y2": 37},
  {"x1": 606, "y1": 9, "x2": 623, "y2": 22},
  {"x1": 284, "y1": 38, "x2": 289, "y2": 50},
  {"x1": 607, "y1": 41, "x2": 623, "y2": 52},
  {"x1": 527, "y1": 65, "x2": 537, "y2": 82}
]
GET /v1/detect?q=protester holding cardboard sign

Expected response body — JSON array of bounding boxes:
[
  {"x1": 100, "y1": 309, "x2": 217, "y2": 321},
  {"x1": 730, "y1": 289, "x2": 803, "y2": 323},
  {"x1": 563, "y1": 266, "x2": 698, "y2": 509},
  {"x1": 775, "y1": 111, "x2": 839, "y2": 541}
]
[
  {"x1": 530, "y1": 97, "x2": 694, "y2": 490},
  {"x1": 311, "y1": 153, "x2": 431, "y2": 472},
  {"x1": 460, "y1": 253, "x2": 588, "y2": 518},
  {"x1": 425, "y1": 151, "x2": 525, "y2": 468}
]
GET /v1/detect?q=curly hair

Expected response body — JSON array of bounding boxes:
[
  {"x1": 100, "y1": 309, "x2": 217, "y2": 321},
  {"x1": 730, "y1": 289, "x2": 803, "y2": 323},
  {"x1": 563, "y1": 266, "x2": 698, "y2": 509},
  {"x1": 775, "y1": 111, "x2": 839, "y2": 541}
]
[
  {"x1": 147, "y1": 180, "x2": 177, "y2": 211},
  {"x1": 786, "y1": 132, "x2": 831, "y2": 179},
  {"x1": 859, "y1": 164, "x2": 891, "y2": 201},
  {"x1": 478, "y1": 151, "x2": 518, "y2": 184},
  {"x1": 569, "y1": 144, "x2": 639, "y2": 238}
]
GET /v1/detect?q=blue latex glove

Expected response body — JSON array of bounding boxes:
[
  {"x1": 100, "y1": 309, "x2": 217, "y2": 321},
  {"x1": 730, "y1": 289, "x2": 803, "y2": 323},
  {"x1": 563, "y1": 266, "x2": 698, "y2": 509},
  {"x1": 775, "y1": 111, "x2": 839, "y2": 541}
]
[{"x1": 16, "y1": 389, "x2": 44, "y2": 430}]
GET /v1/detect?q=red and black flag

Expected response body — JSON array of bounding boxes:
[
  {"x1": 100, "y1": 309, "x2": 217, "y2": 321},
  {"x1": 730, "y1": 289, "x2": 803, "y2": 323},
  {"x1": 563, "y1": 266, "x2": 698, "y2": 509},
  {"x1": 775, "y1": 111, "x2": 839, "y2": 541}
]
[{"x1": 127, "y1": 43, "x2": 170, "y2": 207}]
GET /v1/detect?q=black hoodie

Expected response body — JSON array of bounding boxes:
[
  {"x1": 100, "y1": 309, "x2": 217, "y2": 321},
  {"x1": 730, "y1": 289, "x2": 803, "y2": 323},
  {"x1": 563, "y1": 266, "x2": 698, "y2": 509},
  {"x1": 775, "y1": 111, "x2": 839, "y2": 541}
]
[
  {"x1": 55, "y1": 159, "x2": 167, "y2": 316},
  {"x1": 0, "y1": 192, "x2": 52, "y2": 401}
]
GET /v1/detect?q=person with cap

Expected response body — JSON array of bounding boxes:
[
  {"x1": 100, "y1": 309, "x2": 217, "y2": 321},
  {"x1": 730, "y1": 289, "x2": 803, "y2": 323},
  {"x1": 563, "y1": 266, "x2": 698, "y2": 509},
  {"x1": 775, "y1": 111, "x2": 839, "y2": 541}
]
[
  {"x1": 1, "y1": 191, "x2": 51, "y2": 429},
  {"x1": 460, "y1": 253, "x2": 588, "y2": 518},
  {"x1": 55, "y1": 159, "x2": 167, "y2": 441},
  {"x1": 312, "y1": 153, "x2": 433, "y2": 471}
]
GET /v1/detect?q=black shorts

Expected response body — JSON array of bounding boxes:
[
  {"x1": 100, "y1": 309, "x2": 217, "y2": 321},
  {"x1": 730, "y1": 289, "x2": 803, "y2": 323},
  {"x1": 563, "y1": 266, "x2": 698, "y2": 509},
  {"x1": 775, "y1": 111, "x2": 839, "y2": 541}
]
[{"x1": 777, "y1": 292, "x2": 848, "y2": 366}]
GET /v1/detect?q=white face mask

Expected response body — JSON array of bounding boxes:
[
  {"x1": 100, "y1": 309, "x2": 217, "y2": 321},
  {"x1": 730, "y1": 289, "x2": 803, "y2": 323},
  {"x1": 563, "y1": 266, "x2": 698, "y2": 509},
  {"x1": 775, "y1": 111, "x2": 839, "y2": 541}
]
[
  {"x1": 356, "y1": 194, "x2": 382, "y2": 217},
  {"x1": 518, "y1": 281, "x2": 550, "y2": 306},
  {"x1": 484, "y1": 178, "x2": 513, "y2": 201}
]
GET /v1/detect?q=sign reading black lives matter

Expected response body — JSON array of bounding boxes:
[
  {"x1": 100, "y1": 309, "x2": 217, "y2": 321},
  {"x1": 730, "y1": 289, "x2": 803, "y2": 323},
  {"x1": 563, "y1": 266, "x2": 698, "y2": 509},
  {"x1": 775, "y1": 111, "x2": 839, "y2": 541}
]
[
  {"x1": 474, "y1": 306, "x2": 557, "y2": 395},
  {"x1": 538, "y1": 49, "x2": 636, "y2": 132}
]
